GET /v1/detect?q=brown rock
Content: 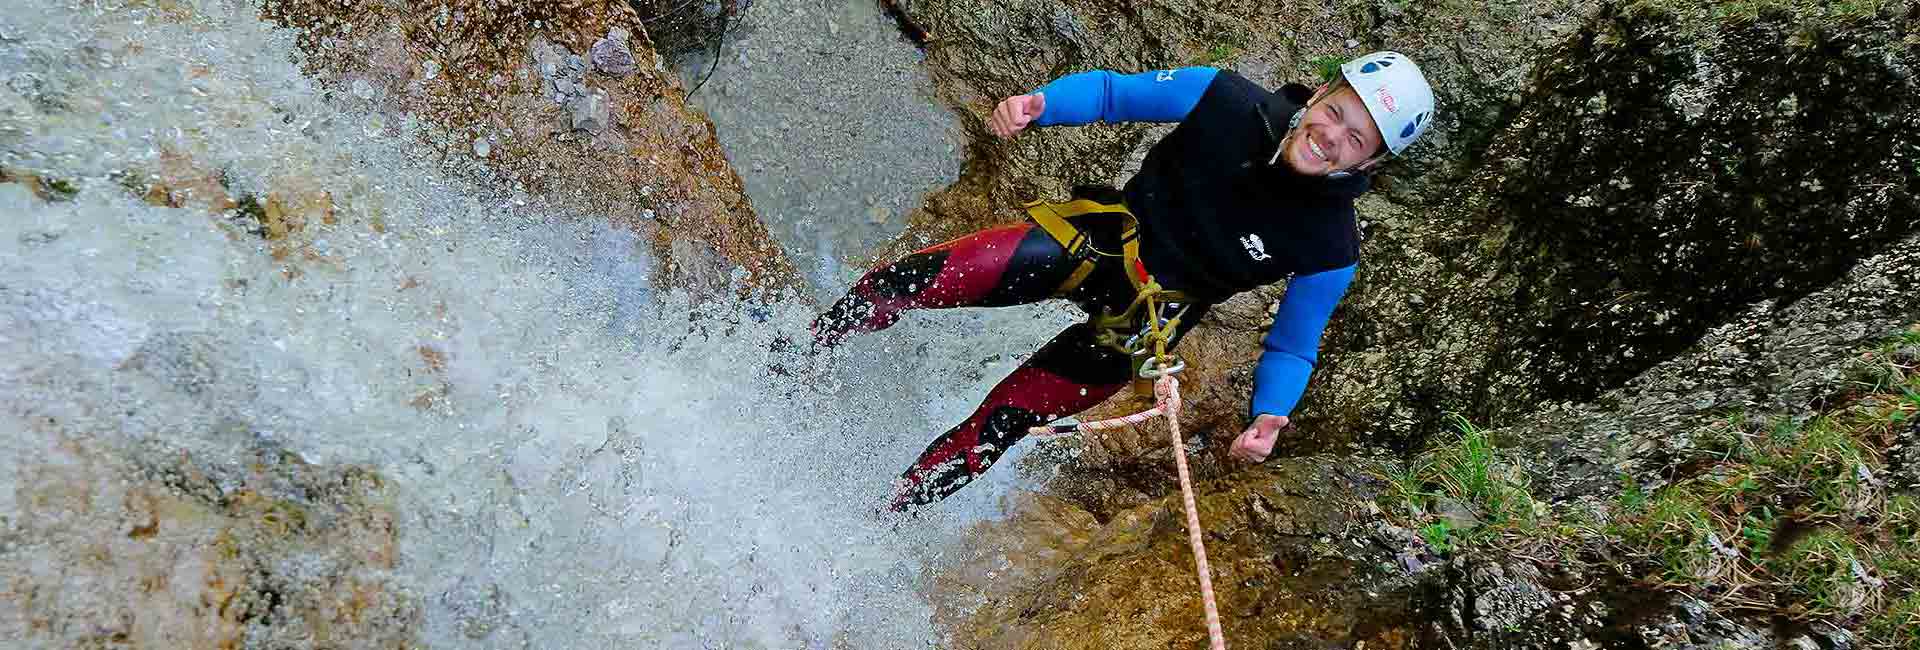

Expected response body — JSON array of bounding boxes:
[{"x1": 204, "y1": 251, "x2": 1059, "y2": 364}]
[
  {"x1": 259, "y1": 0, "x2": 802, "y2": 298},
  {"x1": 935, "y1": 457, "x2": 1430, "y2": 649},
  {"x1": 1, "y1": 431, "x2": 417, "y2": 648}
]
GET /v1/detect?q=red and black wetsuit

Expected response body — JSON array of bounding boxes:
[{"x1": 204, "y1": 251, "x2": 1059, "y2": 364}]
[
  {"x1": 815, "y1": 68, "x2": 1368, "y2": 511},
  {"x1": 811, "y1": 189, "x2": 1207, "y2": 510}
]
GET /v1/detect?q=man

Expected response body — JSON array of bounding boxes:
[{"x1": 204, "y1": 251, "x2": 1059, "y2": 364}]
[{"x1": 810, "y1": 52, "x2": 1438, "y2": 511}]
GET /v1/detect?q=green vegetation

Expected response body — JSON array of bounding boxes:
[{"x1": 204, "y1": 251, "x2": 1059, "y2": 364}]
[
  {"x1": 1200, "y1": 32, "x2": 1247, "y2": 65},
  {"x1": 1202, "y1": 42, "x2": 1239, "y2": 65},
  {"x1": 1615, "y1": 489, "x2": 1731, "y2": 588},
  {"x1": 43, "y1": 177, "x2": 79, "y2": 201},
  {"x1": 1770, "y1": 529, "x2": 1872, "y2": 618},
  {"x1": 231, "y1": 193, "x2": 270, "y2": 238},
  {"x1": 1421, "y1": 520, "x2": 1454, "y2": 554},
  {"x1": 1383, "y1": 413, "x2": 1544, "y2": 553},
  {"x1": 1380, "y1": 325, "x2": 1920, "y2": 646},
  {"x1": 1309, "y1": 55, "x2": 1346, "y2": 83},
  {"x1": 0, "y1": 167, "x2": 82, "y2": 202},
  {"x1": 1607, "y1": 330, "x2": 1917, "y2": 632}
]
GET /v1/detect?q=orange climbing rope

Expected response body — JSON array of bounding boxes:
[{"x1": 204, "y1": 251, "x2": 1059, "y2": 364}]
[{"x1": 1027, "y1": 370, "x2": 1228, "y2": 650}]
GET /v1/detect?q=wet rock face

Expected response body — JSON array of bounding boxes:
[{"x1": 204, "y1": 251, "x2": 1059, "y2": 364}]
[
  {"x1": 1291, "y1": 1, "x2": 1920, "y2": 458},
  {"x1": 258, "y1": 0, "x2": 801, "y2": 296},
  {"x1": 1511, "y1": 231, "x2": 1920, "y2": 505},
  {"x1": 884, "y1": 0, "x2": 1604, "y2": 514},
  {"x1": 934, "y1": 456, "x2": 1438, "y2": 650},
  {"x1": 1, "y1": 431, "x2": 415, "y2": 648},
  {"x1": 922, "y1": 2, "x2": 1920, "y2": 649},
  {"x1": 591, "y1": 28, "x2": 637, "y2": 77},
  {"x1": 627, "y1": 0, "x2": 743, "y2": 58},
  {"x1": 1452, "y1": 1, "x2": 1920, "y2": 409}
]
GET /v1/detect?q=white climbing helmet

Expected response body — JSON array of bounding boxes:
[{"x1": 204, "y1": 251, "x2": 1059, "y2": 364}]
[{"x1": 1336, "y1": 51, "x2": 1437, "y2": 157}]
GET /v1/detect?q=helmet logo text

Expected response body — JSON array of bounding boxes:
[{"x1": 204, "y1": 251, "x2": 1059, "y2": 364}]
[{"x1": 1376, "y1": 87, "x2": 1399, "y2": 113}]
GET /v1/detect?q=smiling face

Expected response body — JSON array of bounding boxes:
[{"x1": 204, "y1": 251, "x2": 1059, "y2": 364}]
[{"x1": 1281, "y1": 84, "x2": 1387, "y2": 176}]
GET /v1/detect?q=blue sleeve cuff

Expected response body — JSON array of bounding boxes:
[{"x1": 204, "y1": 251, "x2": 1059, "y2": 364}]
[
  {"x1": 1031, "y1": 67, "x2": 1219, "y2": 126},
  {"x1": 1249, "y1": 265, "x2": 1356, "y2": 419}
]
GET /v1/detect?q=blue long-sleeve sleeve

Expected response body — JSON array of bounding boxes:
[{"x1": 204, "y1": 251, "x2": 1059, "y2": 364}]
[
  {"x1": 1030, "y1": 67, "x2": 1219, "y2": 126},
  {"x1": 1250, "y1": 265, "x2": 1356, "y2": 419}
]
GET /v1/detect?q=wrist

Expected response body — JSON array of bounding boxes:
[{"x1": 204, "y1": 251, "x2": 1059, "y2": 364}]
[{"x1": 1251, "y1": 413, "x2": 1290, "y2": 433}]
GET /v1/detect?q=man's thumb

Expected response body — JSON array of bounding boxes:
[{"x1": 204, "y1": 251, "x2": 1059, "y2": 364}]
[{"x1": 1024, "y1": 93, "x2": 1046, "y2": 118}]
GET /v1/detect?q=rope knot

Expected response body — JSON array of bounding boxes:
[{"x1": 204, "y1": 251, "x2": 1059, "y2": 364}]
[{"x1": 1153, "y1": 372, "x2": 1182, "y2": 414}]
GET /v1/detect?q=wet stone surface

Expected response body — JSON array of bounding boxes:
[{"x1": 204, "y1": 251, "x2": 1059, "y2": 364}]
[{"x1": 673, "y1": 0, "x2": 964, "y2": 297}]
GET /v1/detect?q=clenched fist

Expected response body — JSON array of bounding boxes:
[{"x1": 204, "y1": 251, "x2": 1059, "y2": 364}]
[
  {"x1": 988, "y1": 93, "x2": 1046, "y2": 139},
  {"x1": 1229, "y1": 414, "x2": 1290, "y2": 463}
]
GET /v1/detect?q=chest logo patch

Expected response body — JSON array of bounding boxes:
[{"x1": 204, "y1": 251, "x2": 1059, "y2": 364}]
[{"x1": 1240, "y1": 234, "x2": 1272, "y2": 261}]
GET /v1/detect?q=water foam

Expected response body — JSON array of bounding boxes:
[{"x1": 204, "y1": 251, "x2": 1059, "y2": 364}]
[{"x1": 1, "y1": 1, "x2": 1078, "y2": 646}]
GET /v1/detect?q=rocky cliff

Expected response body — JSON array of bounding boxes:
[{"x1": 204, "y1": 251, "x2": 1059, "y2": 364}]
[
  {"x1": 874, "y1": 0, "x2": 1606, "y2": 502},
  {"x1": 883, "y1": 0, "x2": 1918, "y2": 507},
  {"x1": 905, "y1": 0, "x2": 1920, "y2": 647},
  {"x1": 936, "y1": 215, "x2": 1920, "y2": 650}
]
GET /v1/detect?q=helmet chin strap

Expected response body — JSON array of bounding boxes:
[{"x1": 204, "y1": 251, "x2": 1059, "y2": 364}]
[{"x1": 1268, "y1": 107, "x2": 1303, "y2": 167}]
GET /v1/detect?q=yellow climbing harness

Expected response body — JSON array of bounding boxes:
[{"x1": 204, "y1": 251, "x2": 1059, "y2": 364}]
[{"x1": 1023, "y1": 195, "x2": 1192, "y2": 379}]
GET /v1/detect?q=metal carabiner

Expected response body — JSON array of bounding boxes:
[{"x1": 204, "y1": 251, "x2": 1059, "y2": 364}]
[
  {"x1": 1123, "y1": 315, "x2": 1178, "y2": 354},
  {"x1": 1138, "y1": 355, "x2": 1186, "y2": 379}
]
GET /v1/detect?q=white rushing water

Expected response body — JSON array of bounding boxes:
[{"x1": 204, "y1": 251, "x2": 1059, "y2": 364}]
[{"x1": 0, "y1": 1, "x2": 1077, "y2": 647}]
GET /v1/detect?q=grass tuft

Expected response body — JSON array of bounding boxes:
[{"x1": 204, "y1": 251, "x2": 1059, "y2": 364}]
[
  {"x1": 1768, "y1": 528, "x2": 1878, "y2": 619},
  {"x1": 1381, "y1": 325, "x2": 1920, "y2": 646},
  {"x1": 1381, "y1": 413, "x2": 1544, "y2": 554},
  {"x1": 1309, "y1": 55, "x2": 1346, "y2": 83}
]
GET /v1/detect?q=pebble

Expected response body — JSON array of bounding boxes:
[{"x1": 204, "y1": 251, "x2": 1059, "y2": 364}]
[
  {"x1": 1345, "y1": 39, "x2": 1360, "y2": 49},
  {"x1": 422, "y1": 59, "x2": 440, "y2": 80},
  {"x1": 472, "y1": 136, "x2": 490, "y2": 158},
  {"x1": 591, "y1": 35, "x2": 635, "y2": 77},
  {"x1": 570, "y1": 91, "x2": 609, "y2": 133},
  {"x1": 531, "y1": 37, "x2": 563, "y2": 80}
]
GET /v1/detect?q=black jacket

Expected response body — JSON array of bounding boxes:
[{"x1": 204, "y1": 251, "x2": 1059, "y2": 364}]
[{"x1": 1125, "y1": 72, "x2": 1368, "y2": 301}]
